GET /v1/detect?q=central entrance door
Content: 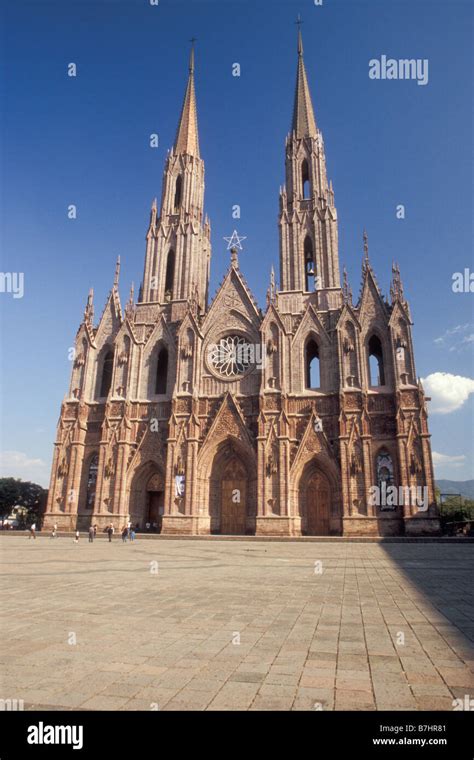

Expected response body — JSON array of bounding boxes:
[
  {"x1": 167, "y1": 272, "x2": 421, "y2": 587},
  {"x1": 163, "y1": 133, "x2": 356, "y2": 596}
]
[
  {"x1": 146, "y1": 473, "x2": 164, "y2": 532},
  {"x1": 306, "y1": 470, "x2": 331, "y2": 535},
  {"x1": 220, "y1": 457, "x2": 247, "y2": 535}
]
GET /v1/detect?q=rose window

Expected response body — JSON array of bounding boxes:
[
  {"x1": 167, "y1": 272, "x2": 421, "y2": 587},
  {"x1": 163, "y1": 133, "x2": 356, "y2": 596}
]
[{"x1": 209, "y1": 335, "x2": 253, "y2": 377}]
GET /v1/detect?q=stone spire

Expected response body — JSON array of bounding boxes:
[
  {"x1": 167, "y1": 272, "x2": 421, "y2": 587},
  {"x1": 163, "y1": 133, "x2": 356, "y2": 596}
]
[
  {"x1": 342, "y1": 267, "x2": 352, "y2": 304},
  {"x1": 362, "y1": 229, "x2": 370, "y2": 272},
  {"x1": 174, "y1": 40, "x2": 200, "y2": 157},
  {"x1": 266, "y1": 266, "x2": 276, "y2": 307},
  {"x1": 125, "y1": 282, "x2": 134, "y2": 318},
  {"x1": 292, "y1": 22, "x2": 317, "y2": 139},
  {"x1": 84, "y1": 288, "x2": 94, "y2": 324},
  {"x1": 390, "y1": 261, "x2": 405, "y2": 303},
  {"x1": 113, "y1": 255, "x2": 121, "y2": 288}
]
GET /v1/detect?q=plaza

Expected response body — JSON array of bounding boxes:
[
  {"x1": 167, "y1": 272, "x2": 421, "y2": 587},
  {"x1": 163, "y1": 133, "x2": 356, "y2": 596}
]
[{"x1": 1, "y1": 535, "x2": 473, "y2": 711}]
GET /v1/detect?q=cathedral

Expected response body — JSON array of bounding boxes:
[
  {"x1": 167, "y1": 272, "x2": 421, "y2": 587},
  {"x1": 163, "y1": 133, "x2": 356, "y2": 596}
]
[{"x1": 44, "y1": 30, "x2": 440, "y2": 537}]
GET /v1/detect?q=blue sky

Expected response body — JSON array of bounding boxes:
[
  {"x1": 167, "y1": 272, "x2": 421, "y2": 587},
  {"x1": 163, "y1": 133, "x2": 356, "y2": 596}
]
[{"x1": 0, "y1": 0, "x2": 473, "y2": 486}]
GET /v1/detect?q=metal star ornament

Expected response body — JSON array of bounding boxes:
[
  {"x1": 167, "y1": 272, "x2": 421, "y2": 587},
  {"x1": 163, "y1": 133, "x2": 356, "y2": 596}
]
[{"x1": 223, "y1": 230, "x2": 247, "y2": 250}]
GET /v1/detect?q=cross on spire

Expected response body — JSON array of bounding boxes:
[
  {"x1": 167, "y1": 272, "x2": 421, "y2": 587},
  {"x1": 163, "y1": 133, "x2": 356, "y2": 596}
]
[
  {"x1": 189, "y1": 37, "x2": 196, "y2": 72},
  {"x1": 296, "y1": 15, "x2": 303, "y2": 56}
]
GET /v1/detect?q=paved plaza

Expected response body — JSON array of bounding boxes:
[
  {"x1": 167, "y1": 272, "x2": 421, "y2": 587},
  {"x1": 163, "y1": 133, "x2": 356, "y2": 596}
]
[{"x1": 1, "y1": 536, "x2": 473, "y2": 711}]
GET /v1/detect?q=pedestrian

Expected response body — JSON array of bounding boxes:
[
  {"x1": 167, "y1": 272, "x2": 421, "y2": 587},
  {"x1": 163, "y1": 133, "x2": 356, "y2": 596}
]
[
  {"x1": 130, "y1": 527, "x2": 136, "y2": 542},
  {"x1": 121, "y1": 525, "x2": 128, "y2": 543},
  {"x1": 29, "y1": 523, "x2": 36, "y2": 540},
  {"x1": 50, "y1": 524, "x2": 57, "y2": 539},
  {"x1": 74, "y1": 530, "x2": 80, "y2": 544},
  {"x1": 107, "y1": 524, "x2": 114, "y2": 542},
  {"x1": 88, "y1": 525, "x2": 94, "y2": 543}
]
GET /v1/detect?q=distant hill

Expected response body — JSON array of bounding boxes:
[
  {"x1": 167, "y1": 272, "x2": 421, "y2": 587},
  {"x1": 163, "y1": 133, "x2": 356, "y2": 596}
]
[{"x1": 436, "y1": 480, "x2": 474, "y2": 500}]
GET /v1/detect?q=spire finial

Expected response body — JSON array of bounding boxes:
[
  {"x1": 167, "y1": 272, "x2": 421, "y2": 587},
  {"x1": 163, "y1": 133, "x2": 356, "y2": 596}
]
[
  {"x1": 267, "y1": 265, "x2": 276, "y2": 306},
  {"x1": 342, "y1": 267, "x2": 353, "y2": 304},
  {"x1": 291, "y1": 19, "x2": 317, "y2": 138},
  {"x1": 114, "y1": 256, "x2": 121, "y2": 288},
  {"x1": 174, "y1": 39, "x2": 200, "y2": 157},
  {"x1": 390, "y1": 260, "x2": 404, "y2": 302},
  {"x1": 189, "y1": 37, "x2": 196, "y2": 73},
  {"x1": 363, "y1": 229, "x2": 369, "y2": 261},
  {"x1": 296, "y1": 15, "x2": 303, "y2": 56},
  {"x1": 230, "y1": 246, "x2": 239, "y2": 270},
  {"x1": 84, "y1": 287, "x2": 94, "y2": 323}
]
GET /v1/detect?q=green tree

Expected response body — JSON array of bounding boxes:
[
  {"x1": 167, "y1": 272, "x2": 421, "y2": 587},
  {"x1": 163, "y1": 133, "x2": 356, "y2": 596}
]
[
  {"x1": 0, "y1": 478, "x2": 21, "y2": 519},
  {"x1": 0, "y1": 478, "x2": 47, "y2": 525}
]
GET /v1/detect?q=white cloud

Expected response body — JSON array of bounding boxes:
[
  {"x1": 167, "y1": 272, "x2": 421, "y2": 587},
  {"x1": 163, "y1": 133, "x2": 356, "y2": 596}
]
[
  {"x1": 421, "y1": 372, "x2": 474, "y2": 414},
  {"x1": 434, "y1": 323, "x2": 474, "y2": 352},
  {"x1": 432, "y1": 451, "x2": 466, "y2": 468},
  {"x1": 0, "y1": 451, "x2": 50, "y2": 487}
]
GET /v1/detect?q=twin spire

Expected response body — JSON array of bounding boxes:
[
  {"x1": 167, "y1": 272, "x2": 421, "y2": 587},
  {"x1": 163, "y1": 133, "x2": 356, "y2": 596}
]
[
  {"x1": 173, "y1": 24, "x2": 317, "y2": 159},
  {"x1": 292, "y1": 23, "x2": 318, "y2": 139},
  {"x1": 174, "y1": 40, "x2": 200, "y2": 158}
]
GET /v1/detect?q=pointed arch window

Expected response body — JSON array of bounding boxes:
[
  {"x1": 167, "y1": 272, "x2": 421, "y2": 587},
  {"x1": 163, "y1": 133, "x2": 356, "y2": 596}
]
[
  {"x1": 376, "y1": 449, "x2": 394, "y2": 489},
  {"x1": 164, "y1": 249, "x2": 175, "y2": 300},
  {"x1": 305, "y1": 339, "x2": 320, "y2": 389},
  {"x1": 368, "y1": 335, "x2": 385, "y2": 386},
  {"x1": 99, "y1": 350, "x2": 114, "y2": 398},
  {"x1": 86, "y1": 454, "x2": 99, "y2": 509},
  {"x1": 155, "y1": 346, "x2": 169, "y2": 394},
  {"x1": 302, "y1": 159, "x2": 310, "y2": 199},
  {"x1": 304, "y1": 236, "x2": 316, "y2": 291},
  {"x1": 174, "y1": 175, "x2": 183, "y2": 210}
]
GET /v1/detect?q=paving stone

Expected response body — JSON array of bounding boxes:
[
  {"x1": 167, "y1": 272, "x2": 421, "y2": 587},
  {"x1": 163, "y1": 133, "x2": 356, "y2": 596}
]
[{"x1": 1, "y1": 536, "x2": 473, "y2": 712}]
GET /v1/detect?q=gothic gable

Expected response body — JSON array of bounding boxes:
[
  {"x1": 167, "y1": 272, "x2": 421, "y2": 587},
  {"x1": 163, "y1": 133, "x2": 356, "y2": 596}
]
[
  {"x1": 358, "y1": 268, "x2": 389, "y2": 328},
  {"x1": 199, "y1": 392, "x2": 254, "y2": 453},
  {"x1": 94, "y1": 289, "x2": 123, "y2": 347},
  {"x1": 290, "y1": 411, "x2": 337, "y2": 474},
  {"x1": 292, "y1": 303, "x2": 330, "y2": 346},
  {"x1": 202, "y1": 267, "x2": 261, "y2": 337}
]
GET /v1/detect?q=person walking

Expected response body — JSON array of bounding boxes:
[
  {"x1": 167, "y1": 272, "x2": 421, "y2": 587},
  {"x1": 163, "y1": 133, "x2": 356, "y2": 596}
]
[
  {"x1": 29, "y1": 523, "x2": 36, "y2": 540},
  {"x1": 130, "y1": 526, "x2": 136, "y2": 542},
  {"x1": 74, "y1": 530, "x2": 80, "y2": 544},
  {"x1": 50, "y1": 523, "x2": 57, "y2": 539},
  {"x1": 88, "y1": 525, "x2": 94, "y2": 543},
  {"x1": 121, "y1": 525, "x2": 128, "y2": 543},
  {"x1": 107, "y1": 524, "x2": 114, "y2": 542}
]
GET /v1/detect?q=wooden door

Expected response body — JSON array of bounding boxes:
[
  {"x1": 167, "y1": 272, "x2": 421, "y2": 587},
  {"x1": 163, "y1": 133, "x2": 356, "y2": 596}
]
[
  {"x1": 220, "y1": 459, "x2": 247, "y2": 535},
  {"x1": 307, "y1": 472, "x2": 330, "y2": 535}
]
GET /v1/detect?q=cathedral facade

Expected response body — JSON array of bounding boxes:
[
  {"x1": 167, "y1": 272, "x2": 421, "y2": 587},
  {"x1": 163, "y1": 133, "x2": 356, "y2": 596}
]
[{"x1": 44, "y1": 32, "x2": 440, "y2": 537}]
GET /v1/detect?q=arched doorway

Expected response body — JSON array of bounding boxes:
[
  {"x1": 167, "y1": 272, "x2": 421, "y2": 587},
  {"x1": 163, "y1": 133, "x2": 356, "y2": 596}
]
[
  {"x1": 146, "y1": 473, "x2": 164, "y2": 532},
  {"x1": 298, "y1": 462, "x2": 333, "y2": 536},
  {"x1": 305, "y1": 470, "x2": 331, "y2": 535},
  {"x1": 219, "y1": 455, "x2": 248, "y2": 535}
]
